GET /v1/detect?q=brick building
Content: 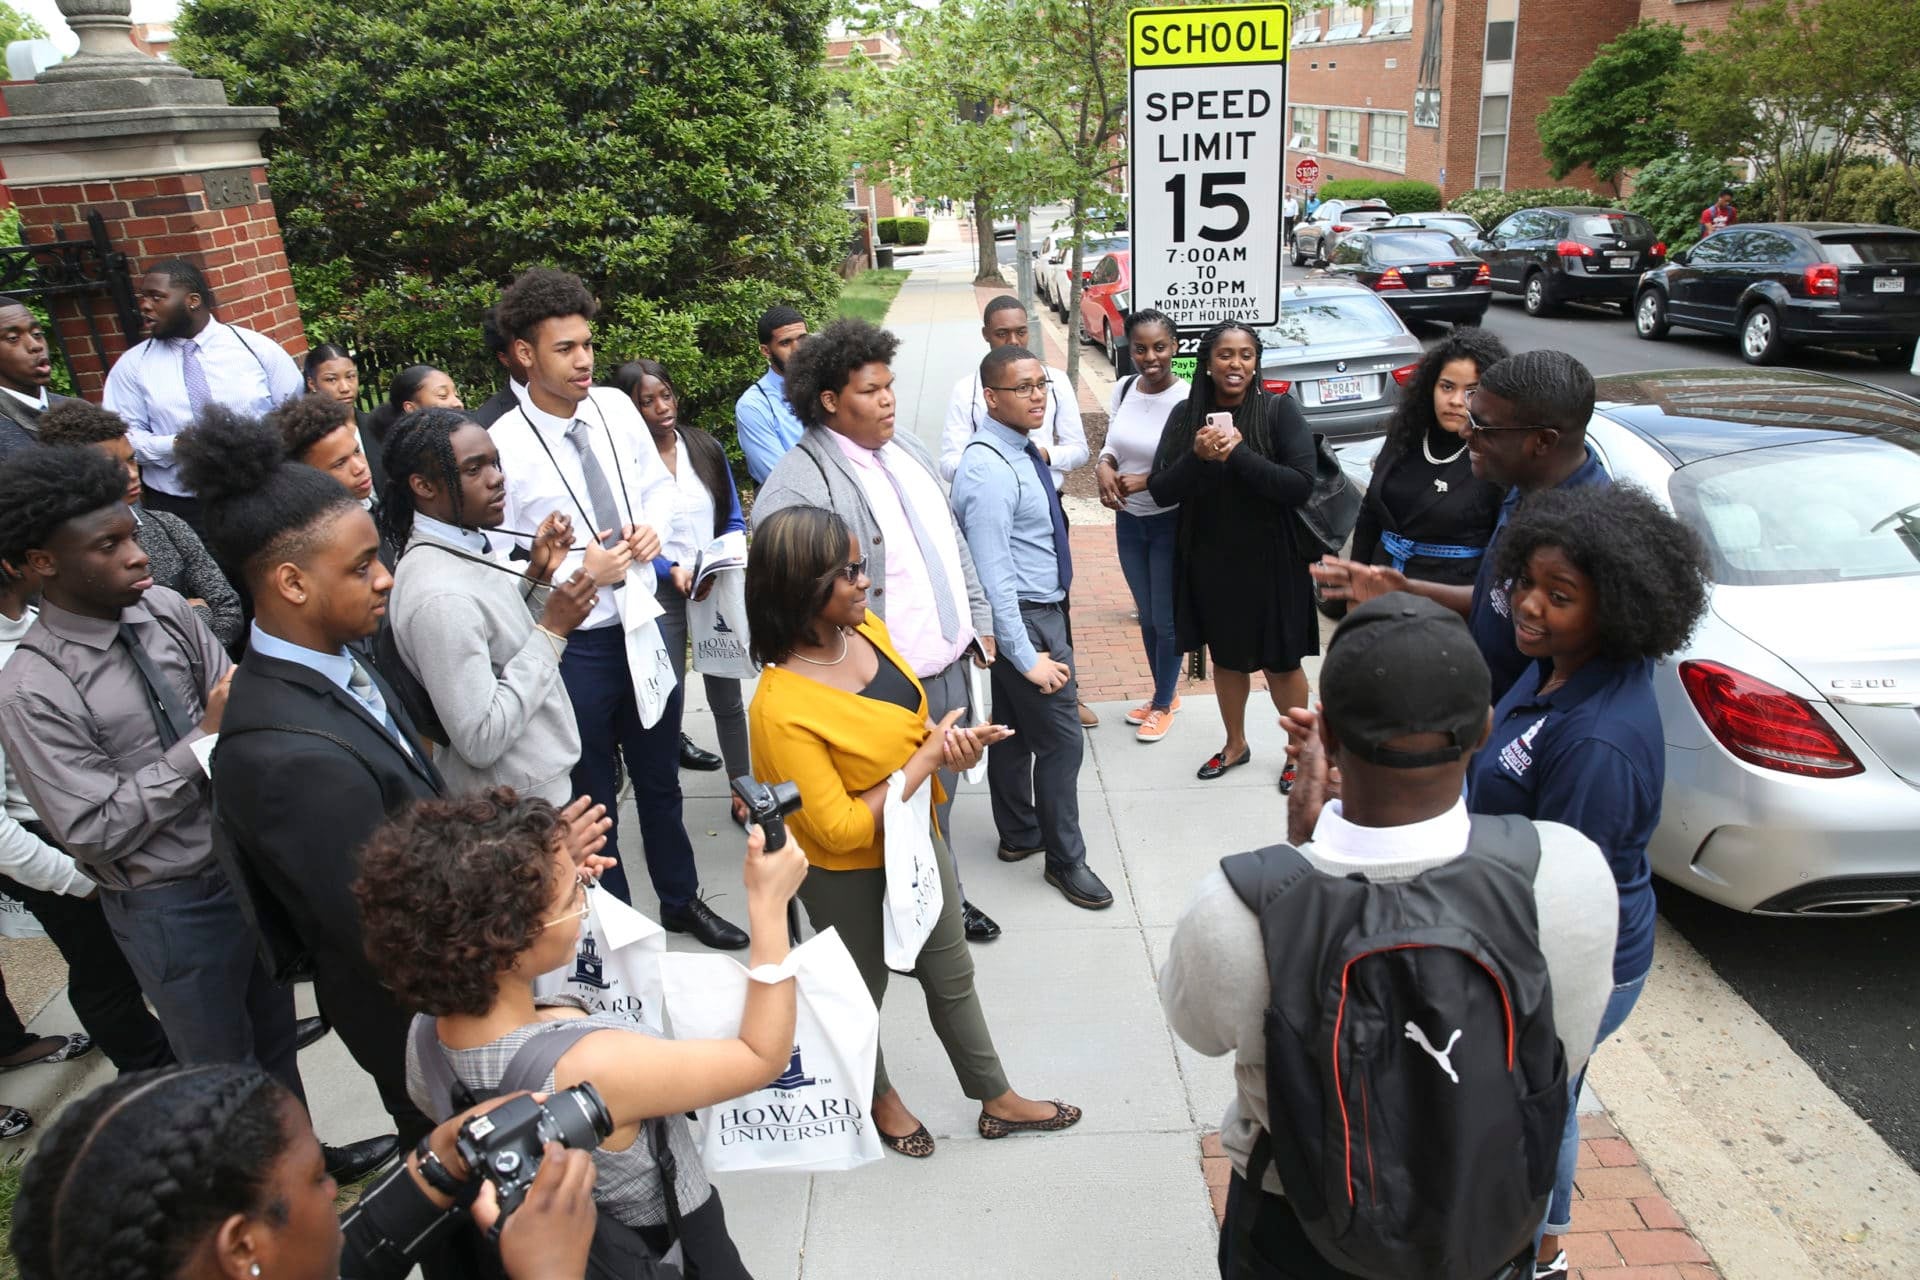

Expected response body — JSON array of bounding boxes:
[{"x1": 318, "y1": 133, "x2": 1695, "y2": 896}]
[
  {"x1": 1286, "y1": 0, "x2": 1737, "y2": 201},
  {"x1": 826, "y1": 31, "x2": 903, "y2": 219}
]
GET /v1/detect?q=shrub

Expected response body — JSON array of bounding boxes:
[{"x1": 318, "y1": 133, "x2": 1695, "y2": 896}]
[
  {"x1": 1316, "y1": 178, "x2": 1443, "y2": 213},
  {"x1": 893, "y1": 215, "x2": 930, "y2": 246},
  {"x1": 876, "y1": 216, "x2": 900, "y2": 244},
  {"x1": 1745, "y1": 156, "x2": 1919, "y2": 229},
  {"x1": 0, "y1": 208, "x2": 76, "y2": 397},
  {"x1": 1445, "y1": 186, "x2": 1619, "y2": 229},
  {"x1": 1627, "y1": 153, "x2": 1740, "y2": 249}
]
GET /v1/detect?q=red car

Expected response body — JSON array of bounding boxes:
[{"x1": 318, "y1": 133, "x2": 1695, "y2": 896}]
[{"x1": 1076, "y1": 250, "x2": 1134, "y2": 374}]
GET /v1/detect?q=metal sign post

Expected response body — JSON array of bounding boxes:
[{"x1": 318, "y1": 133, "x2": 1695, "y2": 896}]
[{"x1": 1128, "y1": 3, "x2": 1291, "y2": 381}]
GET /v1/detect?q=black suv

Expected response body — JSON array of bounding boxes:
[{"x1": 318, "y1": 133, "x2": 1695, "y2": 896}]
[
  {"x1": 1634, "y1": 222, "x2": 1920, "y2": 365},
  {"x1": 1474, "y1": 207, "x2": 1662, "y2": 315}
]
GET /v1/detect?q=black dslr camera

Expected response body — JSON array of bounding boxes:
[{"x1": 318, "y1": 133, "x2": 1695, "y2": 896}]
[
  {"x1": 456, "y1": 1083, "x2": 613, "y2": 1219},
  {"x1": 730, "y1": 777, "x2": 803, "y2": 852}
]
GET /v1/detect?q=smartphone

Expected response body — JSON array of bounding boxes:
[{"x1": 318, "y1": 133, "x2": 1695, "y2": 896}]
[{"x1": 1205, "y1": 411, "x2": 1234, "y2": 432}]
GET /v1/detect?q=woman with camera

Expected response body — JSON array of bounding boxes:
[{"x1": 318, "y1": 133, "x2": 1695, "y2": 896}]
[
  {"x1": 9, "y1": 1062, "x2": 599, "y2": 1280},
  {"x1": 363, "y1": 788, "x2": 807, "y2": 1278},
  {"x1": 745, "y1": 505, "x2": 1082, "y2": 1159}
]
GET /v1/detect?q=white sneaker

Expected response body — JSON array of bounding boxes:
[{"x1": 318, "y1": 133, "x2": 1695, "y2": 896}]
[{"x1": 1532, "y1": 1250, "x2": 1568, "y2": 1279}]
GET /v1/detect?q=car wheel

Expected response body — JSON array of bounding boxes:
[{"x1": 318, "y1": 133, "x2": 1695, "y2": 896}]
[
  {"x1": 1105, "y1": 326, "x2": 1135, "y2": 375},
  {"x1": 1077, "y1": 310, "x2": 1094, "y2": 345},
  {"x1": 1635, "y1": 289, "x2": 1670, "y2": 339},
  {"x1": 1522, "y1": 270, "x2": 1557, "y2": 316},
  {"x1": 1739, "y1": 303, "x2": 1783, "y2": 365}
]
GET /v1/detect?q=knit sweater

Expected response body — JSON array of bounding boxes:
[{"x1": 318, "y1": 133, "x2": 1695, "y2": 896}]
[
  {"x1": 389, "y1": 527, "x2": 580, "y2": 804},
  {"x1": 135, "y1": 506, "x2": 244, "y2": 647}
]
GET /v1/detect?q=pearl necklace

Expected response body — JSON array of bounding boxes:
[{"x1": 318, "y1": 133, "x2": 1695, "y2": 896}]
[
  {"x1": 790, "y1": 627, "x2": 850, "y2": 666},
  {"x1": 1422, "y1": 426, "x2": 1469, "y2": 466}
]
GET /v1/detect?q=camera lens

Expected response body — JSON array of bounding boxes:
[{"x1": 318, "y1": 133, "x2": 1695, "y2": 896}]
[{"x1": 546, "y1": 1082, "x2": 615, "y2": 1150}]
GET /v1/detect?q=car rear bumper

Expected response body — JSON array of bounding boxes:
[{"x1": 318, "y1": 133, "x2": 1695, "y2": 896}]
[
  {"x1": 1383, "y1": 288, "x2": 1491, "y2": 320},
  {"x1": 1780, "y1": 302, "x2": 1920, "y2": 346},
  {"x1": 1297, "y1": 399, "x2": 1396, "y2": 441}
]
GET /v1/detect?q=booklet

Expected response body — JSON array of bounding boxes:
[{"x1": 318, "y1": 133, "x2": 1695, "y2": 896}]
[{"x1": 690, "y1": 530, "x2": 748, "y2": 597}]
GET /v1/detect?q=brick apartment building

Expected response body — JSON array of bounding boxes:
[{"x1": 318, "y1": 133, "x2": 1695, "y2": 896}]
[
  {"x1": 1286, "y1": 0, "x2": 1738, "y2": 200},
  {"x1": 826, "y1": 31, "x2": 903, "y2": 219}
]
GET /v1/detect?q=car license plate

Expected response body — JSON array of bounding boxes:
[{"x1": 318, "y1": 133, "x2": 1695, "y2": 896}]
[
  {"x1": 1609, "y1": 255, "x2": 1633, "y2": 270},
  {"x1": 1874, "y1": 276, "x2": 1905, "y2": 293},
  {"x1": 1428, "y1": 274, "x2": 1456, "y2": 289},
  {"x1": 1321, "y1": 376, "x2": 1363, "y2": 404}
]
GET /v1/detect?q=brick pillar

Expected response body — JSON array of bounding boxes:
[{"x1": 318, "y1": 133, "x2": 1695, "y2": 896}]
[{"x1": 0, "y1": 0, "x2": 301, "y2": 399}]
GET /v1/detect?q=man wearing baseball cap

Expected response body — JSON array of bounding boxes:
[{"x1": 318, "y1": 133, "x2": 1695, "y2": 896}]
[{"x1": 1159, "y1": 593, "x2": 1618, "y2": 1279}]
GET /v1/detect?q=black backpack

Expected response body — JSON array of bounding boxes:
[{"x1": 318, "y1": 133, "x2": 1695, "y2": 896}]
[{"x1": 1219, "y1": 815, "x2": 1567, "y2": 1280}]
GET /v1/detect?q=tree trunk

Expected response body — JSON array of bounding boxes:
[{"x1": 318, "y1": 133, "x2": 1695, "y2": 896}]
[
  {"x1": 973, "y1": 186, "x2": 1006, "y2": 286},
  {"x1": 1064, "y1": 199, "x2": 1085, "y2": 390}
]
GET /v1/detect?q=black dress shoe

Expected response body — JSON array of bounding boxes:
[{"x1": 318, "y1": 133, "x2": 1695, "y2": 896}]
[
  {"x1": 323, "y1": 1134, "x2": 400, "y2": 1184},
  {"x1": 679, "y1": 734, "x2": 723, "y2": 772},
  {"x1": 961, "y1": 900, "x2": 1002, "y2": 942},
  {"x1": 293, "y1": 1015, "x2": 331, "y2": 1052},
  {"x1": 1196, "y1": 748, "x2": 1252, "y2": 780},
  {"x1": 1045, "y1": 863, "x2": 1115, "y2": 910},
  {"x1": 660, "y1": 897, "x2": 750, "y2": 950}
]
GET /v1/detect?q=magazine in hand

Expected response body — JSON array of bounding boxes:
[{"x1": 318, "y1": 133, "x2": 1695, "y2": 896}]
[{"x1": 690, "y1": 530, "x2": 748, "y2": 597}]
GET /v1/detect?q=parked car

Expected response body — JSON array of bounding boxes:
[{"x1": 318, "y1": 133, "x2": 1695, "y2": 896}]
[
  {"x1": 1634, "y1": 223, "x2": 1920, "y2": 366},
  {"x1": 1382, "y1": 211, "x2": 1484, "y2": 240},
  {"x1": 1252, "y1": 277, "x2": 1423, "y2": 441},
  {"x1": 1473, "y1": 206, "x2": 1663, "y2": 315},
  {"x1": 1335, "y1": 367, "x2": 1920, "y2": 915},
  {"x1": 1040, "y1": 233, "x2": 1129, "y2": 316},
  {"x1": 1325, "y1": 229, "x2": 1492, "y2": 325},
  {"x1": 1076, "y1": 250, "x2": 1134, "y2": 374},
  {"x1": 1290, "y1": 200, "x2": 1395, "y2": 267}
]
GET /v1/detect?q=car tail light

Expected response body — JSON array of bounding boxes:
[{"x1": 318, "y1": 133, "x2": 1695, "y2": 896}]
[
  {"x1": 1374, "y1": 267, "x2": 1407, "y2": 292},
  {"x1": 1261, "y1": 378, "x2": 1292, "y2": 394},
  {"x1": 1332, "y1": 223, "x2": 1353, "y2": 232},
  {"x1": 1651, "y1": 241, "x2": 1666, "y2": 257},
  {"x1": 1389, "y1": 363, "x2": 1419, "y2": 387},
  {"x1": 1473, "y1": 262, "x2": 1491, "y2": 284},
  {"x1": 1555, "y1": 240, "x2": 1593, "y2": 258},
  {"x1": 1679, "y1": 660, "x2": 1865, "y2": 778},
  {"x1": 1803, "y1": 263, "x2": 1840, "y2": 296}
]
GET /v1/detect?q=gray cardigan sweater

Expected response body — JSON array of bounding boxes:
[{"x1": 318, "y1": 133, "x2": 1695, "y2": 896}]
[
  {"x1": 751, "y1": 427, "x2": 994, "y2": 646},
  {"x1": 389, "y1": 527, "x2": 580, "y2": 804}
]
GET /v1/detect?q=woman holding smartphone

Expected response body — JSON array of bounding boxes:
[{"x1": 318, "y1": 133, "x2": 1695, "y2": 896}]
[{"x1": 1148, "y1": 320, "x2": 1318, "y2": 788}]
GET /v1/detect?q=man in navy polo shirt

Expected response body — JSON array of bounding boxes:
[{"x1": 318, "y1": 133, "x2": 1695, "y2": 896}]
[{"x1": 1310, "y1": 350, "x2": 1608, "y2": 700}]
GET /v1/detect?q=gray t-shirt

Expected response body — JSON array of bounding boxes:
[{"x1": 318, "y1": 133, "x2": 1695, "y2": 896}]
[{"x1": 1158, "y1": 807, "x2": 1618, "y2": 1195}]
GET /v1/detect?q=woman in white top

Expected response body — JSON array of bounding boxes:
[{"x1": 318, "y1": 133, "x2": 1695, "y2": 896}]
[
  {"x1": 615, "y1": 360, "x2": 752, "y2": 819},
  {"x1": 1094, "y1": 309, "x2": 1190, "y2": 743}
]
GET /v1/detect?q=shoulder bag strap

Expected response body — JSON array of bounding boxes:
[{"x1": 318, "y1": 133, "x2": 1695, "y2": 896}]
[
  {"x1": 1218, "y1": 842, "x2": 1317, "y2": 912},
  {"x1": 1463, "y1": 812, "x2": 1544, "y2": 882}
]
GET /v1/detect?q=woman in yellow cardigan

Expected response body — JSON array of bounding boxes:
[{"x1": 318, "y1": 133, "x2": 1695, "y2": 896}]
[{"x1": 746, "y1": 506, "x2": 1082, "y2": 1158}]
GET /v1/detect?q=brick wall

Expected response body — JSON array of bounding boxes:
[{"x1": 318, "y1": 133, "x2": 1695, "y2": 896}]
[
  {"x1": 8, "y1": 165, "x2": 305, "y2": 398},
  {"x1": 1507, "y1": 0, "x2": 1643, "y2": 191},
  {"x1": 1637, "y1": 0, "x2": 1740, "y2": 36}
]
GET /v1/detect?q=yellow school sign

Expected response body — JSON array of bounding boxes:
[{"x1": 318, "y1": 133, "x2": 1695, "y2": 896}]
[{"x1": 1130, "y1": 4, "x2": 1291, "y2": 68}]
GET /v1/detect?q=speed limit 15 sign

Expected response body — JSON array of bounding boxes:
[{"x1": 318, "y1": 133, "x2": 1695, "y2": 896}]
[{"x1": 1128, "y1": 3, "x2": 1290, "y2": 333}]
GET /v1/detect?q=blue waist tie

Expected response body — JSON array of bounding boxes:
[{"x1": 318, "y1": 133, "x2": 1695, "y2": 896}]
[{"x1": 1380, "y1": 529, "x2": 1485, "y2": 573}]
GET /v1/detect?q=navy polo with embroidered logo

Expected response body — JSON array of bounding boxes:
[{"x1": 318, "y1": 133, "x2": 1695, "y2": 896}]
[
  {"x1": 1466, "y1": 656, "x2": 1664, "y2": 984},
  {"x1": 1467, "y1": 447, "x2": 1610, "y2": 702}
]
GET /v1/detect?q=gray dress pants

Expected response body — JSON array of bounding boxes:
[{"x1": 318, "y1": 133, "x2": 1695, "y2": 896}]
[{"x1": 985, "y1": 601, "x2": 1088, "y2": 872}]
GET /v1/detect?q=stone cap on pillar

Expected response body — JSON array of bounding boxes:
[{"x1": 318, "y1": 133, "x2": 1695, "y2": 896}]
[{"x1": 6, "y1": 0, "x2": 258, "y2": 115}]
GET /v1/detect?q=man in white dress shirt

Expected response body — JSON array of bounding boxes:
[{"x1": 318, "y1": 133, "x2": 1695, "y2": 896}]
[
  {"x1": 103, "y1": 259, "x2": 304, "y2": 530},
  {"x1": 488, "y1": 268, "x2": 747, "y2": 950}
]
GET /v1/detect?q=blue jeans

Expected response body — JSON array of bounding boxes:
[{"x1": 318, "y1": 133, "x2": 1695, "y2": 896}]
[
  {"x1": 1543, "y1": 971, "x2": 1649, "y2": 1236},
  {"x1": 1115, "y1": 509, "x2": 1180, "y2": 709}
]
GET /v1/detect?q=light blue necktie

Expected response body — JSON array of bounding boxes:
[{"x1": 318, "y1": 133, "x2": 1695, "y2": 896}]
[{"x1": 348, "y1": 656, "x2": 413, "y2": 757}]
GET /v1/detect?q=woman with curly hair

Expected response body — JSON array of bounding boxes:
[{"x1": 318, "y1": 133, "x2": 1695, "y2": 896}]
[
  {"x1": 366, "y1": 787, "x2": 807, "y2": 1277},
  {"x1": 1148, "y1": 320, "x2": 1318, "y2": 788},
  {"x1": 1349, "y1": 328, "x2": 1510, "y2": 587},
  {"x1": 1464, "y1": 483, "x2": 1710, "y2": 1279}
]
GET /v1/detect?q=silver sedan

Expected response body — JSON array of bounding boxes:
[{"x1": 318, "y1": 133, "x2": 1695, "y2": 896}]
[{"x1": 1254, "y1": 278, "x2": 1425, "y2": 441}]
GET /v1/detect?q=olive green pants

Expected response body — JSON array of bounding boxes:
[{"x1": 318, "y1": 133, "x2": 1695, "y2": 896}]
[{"x1": 796, "y1": 832, "x2": 1011, "y2": 1103}]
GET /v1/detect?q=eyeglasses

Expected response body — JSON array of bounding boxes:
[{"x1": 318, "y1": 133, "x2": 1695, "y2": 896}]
[
  {"x1": 987, "y1": 381, "x2": 1051, "y2": 398},
  {"x1": 827, "y1": 557, "x2": 869, "y2": 585},
  {"x1": 540, "y1": 872, "x2": 592, "y2": 930}
]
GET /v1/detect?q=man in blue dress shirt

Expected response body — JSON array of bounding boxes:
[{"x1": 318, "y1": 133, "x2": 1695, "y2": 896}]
[
  {"x1": 950, "y1": 345, "x2": 1112, "y2": 911},
  {"x1": 735, "y1": 305, "x2": 811, "y2": 484}
]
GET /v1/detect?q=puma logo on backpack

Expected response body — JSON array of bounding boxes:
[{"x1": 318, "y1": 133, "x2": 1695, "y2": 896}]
[{"x1": 1220, "y1": 814, "x2": 1568, "y2": 1280}]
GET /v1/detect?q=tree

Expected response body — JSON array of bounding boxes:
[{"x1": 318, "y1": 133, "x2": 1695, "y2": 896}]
[
  {"x1": 1625, "y1": 152, "x2": 1739, "y2": 247},
  {"x1": 175, "y1": 0, "x2": 850, "y2": 446},
  {"x1": 1812, "y1": 0, "x2": 1920, "y2": 203},
  {"x1": 0, "y1": 1, "x2": 47, "y2": 46},
  {"x1": 1536, "y1": 21, "x2": 1689, "y2": 193}
]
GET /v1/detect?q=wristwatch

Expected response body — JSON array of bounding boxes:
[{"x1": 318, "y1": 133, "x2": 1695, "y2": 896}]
[{"x1": 412, "y1": 1135, "x2": 468, "y2": 1198}]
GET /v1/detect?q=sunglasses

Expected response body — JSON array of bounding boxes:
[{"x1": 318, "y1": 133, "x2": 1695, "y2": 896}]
[
  {"x1": 1464, "y1": 409, "x2": 1542, "y2": 437},
  {"x1": 540, "y1": 872, "x2": 593, "y2": 930},
  {"x1": 826, "y1": 557, "x2": 869, "y2": 585}
]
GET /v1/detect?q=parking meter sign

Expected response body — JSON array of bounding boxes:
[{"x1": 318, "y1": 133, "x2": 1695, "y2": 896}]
[{"x1": 1129, "y1": 3, "x2": 1290, "y2": 335}]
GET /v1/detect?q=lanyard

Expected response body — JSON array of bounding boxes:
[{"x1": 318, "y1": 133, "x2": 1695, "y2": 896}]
[{"x1": 517, "y1": 396, "x2": 638, "y2": 543}]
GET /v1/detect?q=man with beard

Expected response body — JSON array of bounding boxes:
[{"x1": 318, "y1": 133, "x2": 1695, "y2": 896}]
[
  {"x1": 0, "y1": 297, "x2": 78, "y2": 458},
  {"x1": 102, "y1": 259, "x2": 304, "y2": 529},
  {"x1": 735, "y1": 304, "x2": 811, "y2": 484}
]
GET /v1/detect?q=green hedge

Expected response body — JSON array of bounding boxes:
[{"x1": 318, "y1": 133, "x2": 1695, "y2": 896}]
[
  {"x1": 1316, "y1": 178, "x2": 1444, "y2": 213},
  {"x1": 876, "y1": 217, "x2": 900, "y2": 245},
  {"x1": 1445, "y1": 186, "x2": 1619, "y2": 230},
  {"x1": 894, "y1": 215, "x2": 930, "y2": 246},
  {"x1": 1744, "y1": 159, "x2": 1920, "y2": 231},
  {"x1": 1626, "y1": 153, "x2": 1740, "y2": 249}
]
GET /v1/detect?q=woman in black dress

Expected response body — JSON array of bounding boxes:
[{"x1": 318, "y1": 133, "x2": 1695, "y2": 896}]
[
  {"x1": 1149, "y1": 321, "x2": 1317, "y2": 786},
  {"x1": 1349, "y1": 328, "x2": 1510, "y2": 586}
]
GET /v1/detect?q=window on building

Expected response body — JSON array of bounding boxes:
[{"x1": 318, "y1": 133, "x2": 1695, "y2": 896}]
[
  {"x1": 1368, "y1": 111, "x2": 1407, "y2": 169},
  {"x1": 1292, "y1": 16, "x2": 1322, "y2": 43},
  {"x1": 1326, "y1": 3, "x2": 1366, "y2": 40},
  {"x1": 1484, "y1": 19, "x2": 1514, "y2": 60},
  {"x1": 1327, "y1": 109, "x2": 1363, "y2": 158},
  {"x1": 1368, "y1": 0, "x2": 1414, "y2": 37},
  {"x1": 1476, "y1": 94, "x2": 1509, "y2": 188},
  {"x1": 1291, "y1": 105, "x2": 1320, "y2": 151}
]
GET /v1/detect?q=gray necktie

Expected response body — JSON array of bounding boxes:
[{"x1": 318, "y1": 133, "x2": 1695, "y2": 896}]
[
  {"x1": 874, "y1": 448, "x2": 961, "y2": 641},
  {"x1": 180, "y1": 341, "x2": 211, "y2": 417},
  {"x1": 565, "y1": 420, "x2": 624, "y2": 549},
  {"x1": 347, "y1": 656, "x2": 412, "y2": 756}
]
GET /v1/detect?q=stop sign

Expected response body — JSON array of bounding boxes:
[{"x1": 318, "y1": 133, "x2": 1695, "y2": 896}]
[{"x1": 1294, "y1": 157, "x2": 1320, "y2": 186}]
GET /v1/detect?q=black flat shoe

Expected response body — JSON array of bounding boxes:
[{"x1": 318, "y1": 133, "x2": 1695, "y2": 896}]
[
  {"x1": 997, "y1": 841, "x2": 1046, "y2": 863},
  {"x1": 323, "y1": 1134, "x2": 400, "y2": 1184},
  {"x1": 962, "y1": 901, "x2": 1002, "y2": 942},
  {"x1": 1196, "y1": 749, "x2": 1252, "y2": 780},
  {"x1": 1045, "y1": 863, "x2": 1114, "y2": 910},
  {"x1": 293, "y1": 1015, "x2": 331, "y2": 1052},
  {"x1": 679, "y1": 734, "x2": 723, "y2": 772},
  {"x1": 1277, "y1": 763, "x2": 1297, "y2": 795},
  {"x1": 660, "y1": 897, "x2": 750, "y2": 950}
]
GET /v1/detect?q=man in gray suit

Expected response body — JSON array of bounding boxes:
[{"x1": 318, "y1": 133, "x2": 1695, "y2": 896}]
[
  {"x1": 0, "y1": 298, "x2": 76, "y2": 458},
  {"x1": 753, "y1": 317, "x2": 1006, "y2": 942}
]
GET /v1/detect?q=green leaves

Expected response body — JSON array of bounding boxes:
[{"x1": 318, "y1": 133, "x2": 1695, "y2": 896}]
[{"x1": 1536, "y1": 21, "x2": 1689, "y2": 189}]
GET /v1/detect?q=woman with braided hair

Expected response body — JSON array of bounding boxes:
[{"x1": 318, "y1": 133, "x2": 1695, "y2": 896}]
[
  {"x1": 1148, "y1": 320, "x2": 1318, "y2": 789},
  {"x1": 9, "y1": 1063, "x2": 599, "y2": 1280}
]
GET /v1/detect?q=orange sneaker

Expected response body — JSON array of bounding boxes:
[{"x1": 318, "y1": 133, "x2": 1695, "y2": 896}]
[
  {"x1": 1125, "y1": 696, "x2": 1181, "y2": 726},
  {"x1": 1136, "y1": 706, "x2": 1176, "y2": 742}
]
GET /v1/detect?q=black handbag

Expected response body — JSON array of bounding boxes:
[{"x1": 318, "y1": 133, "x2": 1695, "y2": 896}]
[{"x1": 1293, "y1": 432, "x2": 1362, "y2": 562}]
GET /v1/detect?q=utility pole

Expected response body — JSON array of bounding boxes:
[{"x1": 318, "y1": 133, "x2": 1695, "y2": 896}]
[{"x1": 1011, "y1": 110, "x2": 1046, "y2": 360}]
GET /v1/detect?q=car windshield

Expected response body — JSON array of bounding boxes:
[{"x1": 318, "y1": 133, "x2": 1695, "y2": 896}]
[
  {"x1": 1821, "y1": 235, "x2": 1920, "y2": 265},
  {"x1": 1370, "y1": 233, "x2": 1468, "y2": 263},
  {"x1": 1573, "y1": 213, "x2": 1652, "y2": 240},
  {"x1": 1667, "y1": 434, "x2": 1920, "y2": 584},
  {"x1": 1258, "y1": 294, "x2": 1405, "y2": 348}
]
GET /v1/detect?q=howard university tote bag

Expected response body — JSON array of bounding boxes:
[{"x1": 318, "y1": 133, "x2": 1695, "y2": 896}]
[{"x1": 532, "y1": 882, "x2": 667, "y2": 1034}]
